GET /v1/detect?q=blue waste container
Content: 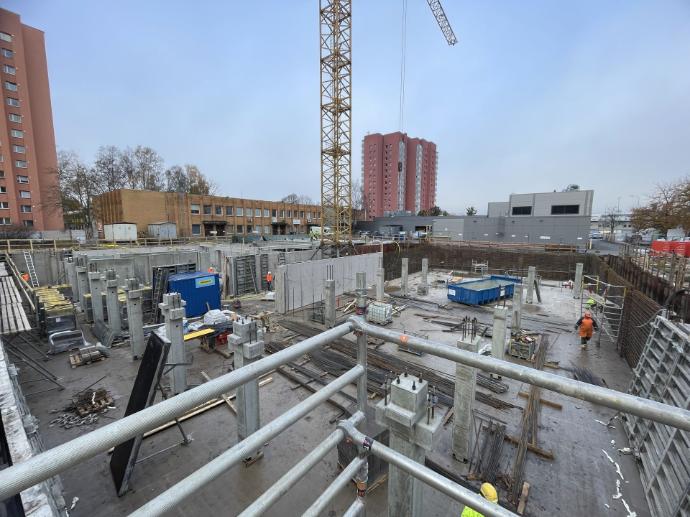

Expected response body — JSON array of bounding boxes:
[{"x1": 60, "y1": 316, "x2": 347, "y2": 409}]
[{"x1": 167, "y1": 271, "x2": 221, "y2": 317}]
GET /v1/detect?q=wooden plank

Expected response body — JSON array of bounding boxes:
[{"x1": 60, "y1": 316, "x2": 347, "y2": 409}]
[
  {"x1": 518, "y1": 391, "x2": 562, "y2": 410},
  {"x1": 200, "y1": 371, "x2": 236, "y2": 413},
  {"x1": 504, "y1": 434, "x2": 554, "y2": 460},
  {"x1": 517, "y1": 482, "x2": 530, "y2": 515}
]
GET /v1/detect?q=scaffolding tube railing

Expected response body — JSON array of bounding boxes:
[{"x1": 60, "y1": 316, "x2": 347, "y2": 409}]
[
  {"x1": 2, "y1": 305, "x2": 690, "y2": 516},
  {"x1": 0, "y1": 322, "x2": 355, "y2": 501}
]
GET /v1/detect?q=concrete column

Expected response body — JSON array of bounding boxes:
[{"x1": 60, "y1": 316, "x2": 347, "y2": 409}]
[
  {"x1": 376, "y1": 373, "x2": 443, "y2": 517},
  {"x1": 160, "y1": 292, "x2": 187, "y2": 395},
  {"x1": 75, "y1": 266, "x2": 89, "y2": 312},
  {"x1": 525, "y1": 266, "x2": 536, "y2": 304},
  {"x1": 228, "y1": 318, "x2": 257, "y2": 353},
  {"x1": 236, "y1": 338, "x2": 265, "y2": 460},
  {"x1": 65, "y1": 259, "x2": 77, "y2": 300},
  {"x1": 376, "y1": 267, "x2": 385, "y2": 301},
  {"x1": 88, "y1": 272, "x2": 104, "y2": 324},
  {"x1": 511, "y1": 285, "x2": 523, "y2": 332},
  {"x1": 491, "y1": 307, "x2": 508, "y2": 379},
  {"x1": 417, "y1": 258, "x2": 429, "y2": 295},
  {"x1": 324, "y1": 279, "x2": 336, "y2": 328},
  {"x1": 125, "y1": 278, "x2": 145, "y2": 359},
  {"x1": 254, "y1": 254, "x2": 263, "y2": 290},
  {"x1": 452, "y1": 336, "x2": 480, "y2": 463},
  {"x1": 104, "y1": 270, "x2": 122, "y2": 334},
  {"x1": 573, "y1": 263, "x2": 584, "y2": 299},
  {"x1": 401, "y1": 258, "x2": 409, "y2": 296}
]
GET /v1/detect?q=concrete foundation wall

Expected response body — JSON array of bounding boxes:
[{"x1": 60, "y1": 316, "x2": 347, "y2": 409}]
[
  {"x1": 275, "y1": 252, "x2": 381, "y2": 314},
  {"x1": 0, "y1": 340, "x2": 64, "y2": 515}
]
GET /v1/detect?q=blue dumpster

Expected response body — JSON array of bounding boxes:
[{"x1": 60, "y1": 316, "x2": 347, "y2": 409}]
[
  {"x1": 167, "y1": 271, "x2": 221, "y2": 317},
  {"x1": 447, "y1": 277, "x2": 516, "y2": 306}
]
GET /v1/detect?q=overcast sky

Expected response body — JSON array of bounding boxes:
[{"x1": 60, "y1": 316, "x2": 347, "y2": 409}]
[{"x1": 7, "y1": 1, "x2": 690, "y2": 214}]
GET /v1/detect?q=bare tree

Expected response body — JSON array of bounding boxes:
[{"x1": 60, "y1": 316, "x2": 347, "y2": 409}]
[
  {"x1": 120, "y1": 147, "x2": 138, "y2": 189},
  {"x1": 466, "y1": 206, "x2": 477, "y2": 215},
  {"x1": 186, "y1": 164, "x2": 217, "y2": 195},
  {"x1": 164, "y1": 165, "x2": 189, "y2": 193},
  {"x1": 133, "y1": 146, "x2": 165, "y2": 191},
  {"x1": 94, "y1": 145, "x2": 126, "y2": 191},
  {"x1": 351, "y1": 179, "x2": 364, "y2": 210},
  {"x1": 601, "y1": 207, "x2": 623, "y2": 241}
]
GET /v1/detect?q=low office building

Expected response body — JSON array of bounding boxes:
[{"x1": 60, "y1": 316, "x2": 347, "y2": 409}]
[
  {"x1": 356, "y1": 189, "x2": 594, "y2": 246},
  {"x1": 94, "y1": 189, "x2": 322, "y2": 238}
]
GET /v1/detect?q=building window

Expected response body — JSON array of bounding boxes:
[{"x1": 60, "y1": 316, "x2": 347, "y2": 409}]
[
  {"x1": 0, "y1": 171, "x2": 4, "y2": 178},
  {"x1": 15, "y1": 160, "x2": 27, "y2": 168},
  {"x1": 236, "y1": 207, "x2": 243, "y2": 216},
  {"x1": 191, "y1": 224, "x2": 201, "y2": 235},
  {"x1": 263, "y1": 208, "x2": 269, "y2": 217},
  {"x1": 12, "y1": 145, "x2": 25, "y2": 154},
  {"x1": 0, "y1": 32, "x2": 11, "y2": 43},
  {"x1": 190, "y1": 203, "x2": 200, "y2": 214},
  {"x1": 280, "y1": 210, "x2": 285, "y2": 217},
  {"x1": 1, "y1": 48, "x2": 12, "y2": 58},
  {"x1": 271, "y1": 209, "x2": 277, "y2": 217},
  {"x1": 236, "y1": 225, "x2": 244, "y2": 234},
  {"x1": 8, "y1": 113, "x2": 21, "y2": 123},
  {"x1": 10, "y1": 129, "x2": 22, "y2": 138},
  {"x1": 19, "y1": 190, "x2": 30, "y2": 198},
  {"x1": 4, "y1": 81, "x2": 17, "y2": 92},
  {"x1": 22, "y1": 220, "x2": 33, "y2": 228},
  {"x1": 16, "y1": 175, "x2": 28, "y2": 184},
  {"x1": 300, "y1": 211, "x2": 305, "y2": 218},
  {"x1": 6, "y1": 97, "x2": 19, "y2": 107},
  {"x1": 3, "y1": 65, "x2": 15, "y2": 75},
  {"x1": 20, "y1": 205, "x2": 31, "y2": 213},
  {"x1": 0, "y1": 202, "x2": 8, "y2": 209},
  {"x1": 263, "y1": 225, "x2": 270, "y2": 234},
  {"x1": 0, "y1": 217, "x2": 9, "y2": 225},
  {"x1": 511, "y1": 206, "x2": 532, "y2": 216},
  {"x1": 203, "y1": 205, "x2": 211, "y2": 215},
  {"x1": 307, "y1": 212, "x2": 312, "y2": 219},
  {"x1": 247, "y1": 225, "x2": 253, "y2": 233},
  {"x1": 225, "y1": 206, "x2": 233, "y2": 216},
  {"x1": 254, "y1": 208, "x2": 261, "y2": 217},
  {"x1": 0, "y1": 186, "x2": 6, "y2": 193},
  {"x1": 551, "y1": 204, "x2": 579, "y2": 215},
  {"x1": 215, "y1": 205, "x2": 222, "y2": 215}
]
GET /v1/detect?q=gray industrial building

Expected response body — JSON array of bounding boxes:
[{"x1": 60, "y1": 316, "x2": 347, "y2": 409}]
[{"x1": 355, "y1": 189, "x2": 593, "y2": 246}]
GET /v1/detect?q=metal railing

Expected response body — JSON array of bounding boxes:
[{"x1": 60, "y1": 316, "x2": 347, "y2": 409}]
[{"x1": 1, "y1": 290, "x2": 689, "y2": 515}]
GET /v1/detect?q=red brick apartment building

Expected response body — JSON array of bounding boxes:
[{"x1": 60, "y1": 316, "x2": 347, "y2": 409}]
[
  {"x1": 0, "y1": 8, "x2": 62, "y2": 231},
  {"x1": 362, "y1": 132, "x2": 437, "y2": 219}
]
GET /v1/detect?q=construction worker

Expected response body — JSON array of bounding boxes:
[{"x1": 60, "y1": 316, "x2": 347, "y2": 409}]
[
  {"x1": 20, "y1": 272, "x2": 29, "y2": 283},
  {"x1": 575, "y1": 310, "x2": 599, "y2": 350},
  {"x1": 266, "y1": 271, "x2": 273, "y2": 291},
  {"x1": 461, "y1": 483, "x2": 498, "y2": 517}
]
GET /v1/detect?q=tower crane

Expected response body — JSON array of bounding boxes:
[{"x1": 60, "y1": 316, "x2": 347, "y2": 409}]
[{"x1": 319, "y1": 0, "x2": 457, "y2": 246}]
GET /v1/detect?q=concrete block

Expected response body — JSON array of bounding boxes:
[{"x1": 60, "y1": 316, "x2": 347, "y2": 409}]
[
  {"x1": 511, "y1": 285, "x2": 523, "y2": 331},
  {"x1": 401, "y1": 258, "x2": 409, "y2": 297},
  {"x1": 417, "y1": 258, "x2": 429, "y2": 295},
  {"x1": 526, "y1": 266, "x2": 536, "y2": 304}
]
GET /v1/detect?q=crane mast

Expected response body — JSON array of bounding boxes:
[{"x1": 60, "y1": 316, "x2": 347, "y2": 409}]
[
  {"x1": 319, "y1": 0, "x2": 455, "y2": 246},
  {"x1": 320, "y1": 0, "x2": 353, "y2": 246}
]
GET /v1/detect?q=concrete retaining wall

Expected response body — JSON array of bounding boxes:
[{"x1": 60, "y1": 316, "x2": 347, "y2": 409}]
[{"x1": 275, "y1": 252, "x2": 381, "y2": 314}]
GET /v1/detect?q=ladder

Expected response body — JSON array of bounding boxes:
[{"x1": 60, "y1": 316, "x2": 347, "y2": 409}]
[
  {"x1": 23, "y1": 250, "x2": 39, "y2": 287},
  {"x1": 151, "y1": 268, "x2": 170, "y2": 323}
]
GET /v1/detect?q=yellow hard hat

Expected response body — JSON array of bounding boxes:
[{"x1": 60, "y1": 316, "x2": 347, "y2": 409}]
[{"x1": 480, "y1": 483, "x2": 498, "y2": 503}]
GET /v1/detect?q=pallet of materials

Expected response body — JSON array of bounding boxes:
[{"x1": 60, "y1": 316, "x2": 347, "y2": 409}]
[{"x1": 34, "y1": 285, "x2": 76, "y2": 335}]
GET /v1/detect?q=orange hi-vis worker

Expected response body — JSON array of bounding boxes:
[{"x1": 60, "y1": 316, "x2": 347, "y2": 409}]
[
  {"x1": 21, "y1": 272, "x2": 30, "y2": 283},
  {"x1": 575, "y1": 310, "x2": 599, "y2": 350},
  {"x1": 266, "y1": 271, "x2": 273, "y2": 291}
]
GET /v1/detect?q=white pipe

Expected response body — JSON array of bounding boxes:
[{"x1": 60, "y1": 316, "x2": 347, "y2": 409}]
[
  {"x1": 350, "y1": 317, "x2": 690, "y2": 431},
  {"x1": 339, "y1": 420, "x2": 516, "y2": 517},
  {"x1": 302, "y1": 456, "x2": 366, "y2": 517},
  {"x1": 0, "y1": 322, "x2": 354, "y2": 500},
  {"x1": 238, "y1": 411, "x2": 364, "y2": 517},
  {"x1": 130, "y1": 365, "x2": 365, "y2": 517}
]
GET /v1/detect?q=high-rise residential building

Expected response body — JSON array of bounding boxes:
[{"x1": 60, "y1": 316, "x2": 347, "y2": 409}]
[
  {"x1": 0, "y1": 9, "x2": 62, "y2": 231},
  {"x1": 361, "y1": 132, "x2": 437, "y2": 219}
]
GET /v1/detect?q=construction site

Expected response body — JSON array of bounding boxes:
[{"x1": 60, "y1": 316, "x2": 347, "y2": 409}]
[
  {"x1": 0, "y1": 236, "x2": 687, "y2": 517},
  {"x1": 1, "y1": 1, "x2": 689, "y2": 517}
]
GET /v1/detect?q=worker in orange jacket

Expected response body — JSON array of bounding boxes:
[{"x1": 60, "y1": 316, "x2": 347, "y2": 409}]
[
  {"x1": 266, "y1": 271, "x2": 273, "y2": 291},
  {"x1": 575, "y1": 310, "x2": 599, "y2": 350}
]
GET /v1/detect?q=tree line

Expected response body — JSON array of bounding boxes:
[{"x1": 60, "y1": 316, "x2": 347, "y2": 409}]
[{"x1": 48, "y1": 145, "x2": 217, "y2": 234}]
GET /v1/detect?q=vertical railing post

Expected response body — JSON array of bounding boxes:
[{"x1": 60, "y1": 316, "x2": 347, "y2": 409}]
[{"x1": 355, "y1": 272, "x2": 368, "y2": 414}]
